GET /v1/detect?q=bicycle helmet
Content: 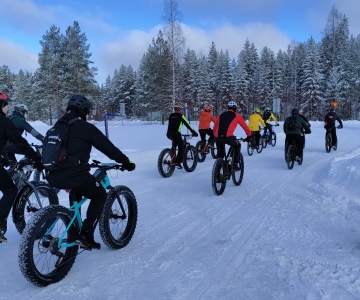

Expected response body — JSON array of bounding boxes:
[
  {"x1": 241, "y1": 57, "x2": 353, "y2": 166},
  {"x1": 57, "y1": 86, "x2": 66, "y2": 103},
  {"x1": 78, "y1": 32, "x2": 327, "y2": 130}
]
[
  {"x1": 291, "y1": 108, "x2": 299, "y2": 115},
  {"x1": 67, "y1": 94, "x2": 92, "y2": 115},
  {"x1": 174, "y1": 104, "x2": 183, "y2": 112},
  {"x1": 14, "y1": 103, "x2": 29, "y2": 114},
  {"x1": 227, "y1": 101, "x2": 237, "y2": 111},
  {"x1": 0, "y1": 93, "x2": 11, "y2": 109},
  {"x1": 204, "y1": 105, "x2": 212, "y2": 112},
  {"x1": 254, "y1": 108, "x2": 260, "y2": 113},
  {"x1": 265, "y1": 107, "x2": 271, "y2": 111}
]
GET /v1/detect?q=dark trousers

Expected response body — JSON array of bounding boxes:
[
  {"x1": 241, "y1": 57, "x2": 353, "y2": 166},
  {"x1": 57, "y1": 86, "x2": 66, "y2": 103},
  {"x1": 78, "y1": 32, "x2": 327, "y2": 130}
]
[
  {"x1": 264, "y1": 123, "x2": 272, "y2": 138},
  {"x1": 0, "y1": 166, "x2": 18, "y2": 229},
  {"x1": 199, "y1": 128, "x2": 214, "y2": 144},
  {"x1": 215, "y1": 136, "x2": 241, "y2": 163},
  {"x1": 326, "y1": 126, "x2": 337, "y2": 145},
  {"x1": 70, "y1": 173, "x2": 107, "y2": 232},
  {"x1": 167, "y1": 131, "x2": 184, "y2": 164},
  {"x1": 285, "y1": 134, "x2": 304, "y2": 157},
  {"x1": 252, "y1": 131, "x2": 261, "y2": 146}
]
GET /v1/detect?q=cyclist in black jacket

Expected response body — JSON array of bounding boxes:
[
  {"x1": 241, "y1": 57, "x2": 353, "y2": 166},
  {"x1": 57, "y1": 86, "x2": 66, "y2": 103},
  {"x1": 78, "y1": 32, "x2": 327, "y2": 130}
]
[
  {"x1": 46, "y1": 95, "x2": 136, "y2": 249},
  {"x1": 324, "y1": 107, "x2": 343, "y2": 150},
  {"x1": 0, "y1": 93, "x2": 43, "y2": 242},
  {"x1": 3, "y1": 104, "x2": 44, "y2": 163},
  {"x1": 166, "y1": 104, "x2": 198, "y2": 169}
]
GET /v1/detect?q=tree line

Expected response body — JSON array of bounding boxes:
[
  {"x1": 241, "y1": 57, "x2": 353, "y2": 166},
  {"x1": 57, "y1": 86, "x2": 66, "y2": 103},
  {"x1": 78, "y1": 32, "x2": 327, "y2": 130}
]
[{"x1": 0, "y1": 5, "x2": 359, "y2": 124}]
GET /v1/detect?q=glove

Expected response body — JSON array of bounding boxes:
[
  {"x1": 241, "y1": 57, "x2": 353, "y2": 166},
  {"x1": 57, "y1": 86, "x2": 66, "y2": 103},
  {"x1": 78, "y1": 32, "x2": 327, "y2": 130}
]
[
  {"x1": 337, "y1": 125, "x2": 343, "y2": 129},
  {"x1": 33, "y1": 157, "x2": 44, "y2": 171},
  {"x1": 305, "y1": 130, "x2": 311, "y2": 134},
  {"x1": 275, "y1": 124, "x2": 280, "y2": 126},
  {"x1": 122, "y1": 158, "x2": 136, "y2": 171},
  {"x1": 244, "y1": 136, "x2": 252, "y2": 143},
  {"x1": 191, "y1": 131, "x2": 198, "y2": 137}
]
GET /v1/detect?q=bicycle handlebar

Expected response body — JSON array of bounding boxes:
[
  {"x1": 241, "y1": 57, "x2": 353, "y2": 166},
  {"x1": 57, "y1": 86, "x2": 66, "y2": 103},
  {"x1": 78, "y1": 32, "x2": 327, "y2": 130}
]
[{"x1": 90, "y1": 160, "x2": 125, "y2": 171}]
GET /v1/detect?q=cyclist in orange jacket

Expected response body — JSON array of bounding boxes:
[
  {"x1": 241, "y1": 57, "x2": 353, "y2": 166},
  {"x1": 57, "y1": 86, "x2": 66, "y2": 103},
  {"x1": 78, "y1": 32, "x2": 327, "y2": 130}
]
[{"x1": 198, "y1": 105, "x2": 217, "y2": 151}]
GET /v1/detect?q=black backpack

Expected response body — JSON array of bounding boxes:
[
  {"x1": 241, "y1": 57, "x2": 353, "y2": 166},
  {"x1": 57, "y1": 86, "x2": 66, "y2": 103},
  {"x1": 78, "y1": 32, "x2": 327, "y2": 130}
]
[
  {"x1": 262, "y1": 111, "x2": 271, "y2": 121},
  {"x1": 287, "y1": 116, "x2": 297, "y2": 130},
  {"x1": 42, "y1": 117, "x2": 80, "y2": 170}
]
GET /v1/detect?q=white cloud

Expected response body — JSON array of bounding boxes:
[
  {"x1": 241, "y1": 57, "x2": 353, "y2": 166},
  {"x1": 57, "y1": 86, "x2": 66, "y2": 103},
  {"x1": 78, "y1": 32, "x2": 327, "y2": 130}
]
[
  {"x1": 0, "y1": 39, "x2": 38, "y2": 73},
  {"x1": 95, "y1": 22, "x2": 291, "y2": 84}
]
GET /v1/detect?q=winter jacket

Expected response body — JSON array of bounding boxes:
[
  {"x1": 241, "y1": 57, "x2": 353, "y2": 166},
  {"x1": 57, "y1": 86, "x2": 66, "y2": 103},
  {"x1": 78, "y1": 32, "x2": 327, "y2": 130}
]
[
  {"x1": 46, "y1": 109, "x2": 129, "y2": 189},
  {"x1": 283, "y1": 115, "x2": 310, "y2": 135},
  {"x1": 262, "y1": 111, "x2": 278, "y2": 124},
  {"x1": 248, "y1": 113, "x2": 266, "y2": 131},
  {"x1": 198, "y1": 111, "x2": 217, "y2": 130},
  {"x1": 9, "y1": 111, "x2": 44, "y2": 141},
  {"x1": 167, "y1": 112, "x2": 195, "y2": 134},
  {"x1": 214, "y1": 110, "x2": 251, "y2": 138},
  {"x1": 324, "y1": 111, "x2": 343, "y2": 129},
  {"x1": 0, "y1": 113, "x2": 39, "y2": 163}
]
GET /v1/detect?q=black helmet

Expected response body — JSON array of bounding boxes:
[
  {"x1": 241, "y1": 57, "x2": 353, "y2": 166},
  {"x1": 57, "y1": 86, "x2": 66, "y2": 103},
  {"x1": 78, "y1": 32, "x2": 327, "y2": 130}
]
[
  {"x1": 67, "y1": 95, "x2": 92, "y2": 115},
  {"x1": 291, "y1": 108, "x2": 299, "y2": 115}
]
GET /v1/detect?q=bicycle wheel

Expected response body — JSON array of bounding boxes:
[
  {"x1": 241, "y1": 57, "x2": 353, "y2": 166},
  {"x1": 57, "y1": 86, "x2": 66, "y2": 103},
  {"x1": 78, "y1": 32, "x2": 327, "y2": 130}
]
[
  {"x1": 195, "y1": 140, "x2": 206, "y2": 163},
  {"x1": 271, "y1": 132, "x2": 276, "y2": 147},
  {"x1": 286, "y1": 145, "x2": 295, "y2": 170},
  {"x1": 33, "y1": 170, "x2": 61, "y2": 194},
  {"x1": 262, "y1": 135, "x2": 268, "y2": 148},
  {"x1": 18, "y1": 205, "x2": 79, "y2": 287},
  {"x1": 298, "y1": 153, "x2": 303, "y2": 165},
  {"x1": 257, "y1": 137, "x2": 263, "y2": 153},
  {"x1": 247, "y1": 142, "x2": 254, "y2": 156},
  {"x1": 157, "y1": 148, "x2": 175, "y2": 178},
  {"x1": 14, "y1": 181, "x2": 59, "y2": 234},
  {"x1": 210, "y1": 144, "x2": 218, "y2": 159},
  {"x1": 232, "y1": 153, "x2": 244, "y2": 186},
  {"x1": 325, "y1": 133, "x2": 331, "y2": 153},
  {"x1": 183, "y1": 145, "x2": 197, "y2": 172},
  {"x1": 211, "y1": 158, "x2": 227, "y2": 196},
  {"x1": 99, "y1": 185, "x2": 138, "y2": 250},
  {"x1": 303, "y1": 135, "x2": 306, "y2": 149}
]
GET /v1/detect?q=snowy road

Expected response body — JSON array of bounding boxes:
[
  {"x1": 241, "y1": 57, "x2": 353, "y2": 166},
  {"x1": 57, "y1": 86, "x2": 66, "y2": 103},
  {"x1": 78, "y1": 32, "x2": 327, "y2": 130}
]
[{"x1": 1, "y1": 121, "x2": 360, "y2": 300}]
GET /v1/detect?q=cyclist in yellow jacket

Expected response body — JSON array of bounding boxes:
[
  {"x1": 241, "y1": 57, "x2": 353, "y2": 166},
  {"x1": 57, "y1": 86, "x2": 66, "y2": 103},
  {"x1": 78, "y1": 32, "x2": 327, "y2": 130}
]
[
  {"x1": 248, "y1": 108, "x2": 266, "y2": 148},
  {"x1": 262, "y1": 107, "x2": 279, "y2": 141}
]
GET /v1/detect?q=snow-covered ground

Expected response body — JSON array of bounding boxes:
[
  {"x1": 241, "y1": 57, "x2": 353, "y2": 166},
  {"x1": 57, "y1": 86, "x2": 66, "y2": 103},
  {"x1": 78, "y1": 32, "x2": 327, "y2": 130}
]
[{"x1": 1, "y1": 119, "x2": 360, "y2": 300}]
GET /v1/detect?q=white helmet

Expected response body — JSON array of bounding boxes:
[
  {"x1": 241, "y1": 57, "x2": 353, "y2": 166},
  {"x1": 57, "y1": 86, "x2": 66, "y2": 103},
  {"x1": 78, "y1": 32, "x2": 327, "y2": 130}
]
[
  {"x1": 14, "y1": 103, "x2": 29, "y2": 114},
  {"x1": 227, "y1": 101, "x2": 237, "y2": 111}
]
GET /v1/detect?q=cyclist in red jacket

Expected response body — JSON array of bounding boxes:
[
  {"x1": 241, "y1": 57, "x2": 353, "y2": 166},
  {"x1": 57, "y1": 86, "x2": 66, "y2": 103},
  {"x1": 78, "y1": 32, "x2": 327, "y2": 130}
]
[{"x1": 213, "y1": 101, "x2": 252, "y2": 170}]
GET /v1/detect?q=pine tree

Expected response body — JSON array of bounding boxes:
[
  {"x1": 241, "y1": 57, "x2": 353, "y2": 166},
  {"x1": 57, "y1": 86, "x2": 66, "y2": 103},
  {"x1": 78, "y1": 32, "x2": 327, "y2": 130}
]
[{"x1": 300, "y1": 37, "x2": 324, "y2": 120}]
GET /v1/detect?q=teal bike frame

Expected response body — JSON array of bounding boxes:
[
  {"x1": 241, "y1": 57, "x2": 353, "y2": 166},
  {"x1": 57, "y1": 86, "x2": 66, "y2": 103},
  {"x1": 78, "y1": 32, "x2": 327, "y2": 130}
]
[{"x1": 42, "y1": 163, "x2": 114, "y2": 249}]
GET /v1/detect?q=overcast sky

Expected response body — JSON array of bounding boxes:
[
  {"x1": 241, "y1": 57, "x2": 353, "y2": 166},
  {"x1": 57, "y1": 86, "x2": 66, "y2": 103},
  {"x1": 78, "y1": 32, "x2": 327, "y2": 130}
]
[{"x1": 0, "y1": 0, "x2": 359, "y2": 85}]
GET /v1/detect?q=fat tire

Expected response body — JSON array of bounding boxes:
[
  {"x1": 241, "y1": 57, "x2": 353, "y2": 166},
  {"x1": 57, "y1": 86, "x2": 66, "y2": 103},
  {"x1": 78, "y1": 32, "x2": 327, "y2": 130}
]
[
  {"x1": 257, "y1": 137, "x2": 263, "y2": 153},
  {"x1": 232, "y1": 153, "x2": 244, "y2": 186},
  {"x1": 196, "y1": 140, "x2": 206, "y2": 163},
  {"x1": 271, "y1": 132, "x2": 277, "y2": 147},
  {"x1": 247, "y1": 143, "x2": 253, "y2": 156},
  {"x1": 99, "y1": 185, "x2": 138, "y2": 250},
  {"x1": 325, "y1": 134, "x2": 331, "y2": 153},
  {"x1": 18, "y1": 205, "x2": 78, "y2": 287},
  {"x1": 183, "y1": 146, "x2": 197, "y2": 172},
  {"x1": 212, "y1": 158, "x2": 226, "y2": 196},
  {"x1": 157, "y1": 148, "x2": 175, "y2": 178},
  {"x1": 14, "y1": 182, "x2": 59, "y2": 234},
  {"x1": 287, "y1": 145, "x2": 295, "y2": 170},
  {"x1": 210, "y1": 145, "x2": 218, "y2": 159}
]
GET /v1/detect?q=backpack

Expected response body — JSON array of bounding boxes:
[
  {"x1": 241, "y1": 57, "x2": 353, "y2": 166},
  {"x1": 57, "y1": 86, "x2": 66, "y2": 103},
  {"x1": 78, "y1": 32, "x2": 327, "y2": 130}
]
[
  {"x1": 262, "y1": 111, "x2": 271, "y2": 121},
  {"x1": 42, "y1": 117, "x2": 80, "y2": 170},
  {"x1": 287, "y1": 116, "x2": 297, "y2": 130}
]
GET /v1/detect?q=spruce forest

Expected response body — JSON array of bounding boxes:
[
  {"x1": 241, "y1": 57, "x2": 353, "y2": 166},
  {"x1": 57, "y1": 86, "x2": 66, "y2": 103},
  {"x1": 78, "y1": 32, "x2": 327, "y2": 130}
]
[{"x1": 0, "y1": 5, "x2": 359, "y2": 124}]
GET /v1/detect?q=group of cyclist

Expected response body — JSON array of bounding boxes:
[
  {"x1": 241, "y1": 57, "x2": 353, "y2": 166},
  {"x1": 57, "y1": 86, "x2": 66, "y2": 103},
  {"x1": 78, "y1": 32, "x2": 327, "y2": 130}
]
[
  {"x1": 0, "y1": 93, "x2": 135, "y2": 248},
  {"x1": 0, "y1": 89, "x2": 344, "y2": 247},
  {"x1": 166, "y1": 100, "x2": 344, "y2": 169}
]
